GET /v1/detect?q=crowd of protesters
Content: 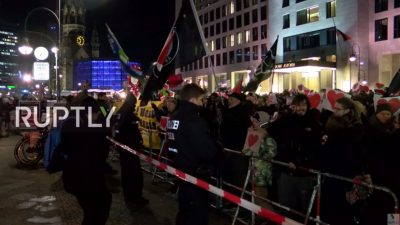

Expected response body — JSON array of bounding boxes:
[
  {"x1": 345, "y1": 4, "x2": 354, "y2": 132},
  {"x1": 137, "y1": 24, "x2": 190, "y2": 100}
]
[
  {"x1": 56, "y1": 85, "x2": 399, "y2": 225},
  {"x1": 159, "y1": 84, "x2": 400, "y2": 225},
  {"x1": 2, "y1": 82, "x2": 399, "y2": 225}
]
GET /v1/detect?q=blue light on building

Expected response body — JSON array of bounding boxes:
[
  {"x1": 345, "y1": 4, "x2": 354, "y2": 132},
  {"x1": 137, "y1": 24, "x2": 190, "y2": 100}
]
[{"x1": 74, "y1": 60, "x2": 142, "y2": 90}]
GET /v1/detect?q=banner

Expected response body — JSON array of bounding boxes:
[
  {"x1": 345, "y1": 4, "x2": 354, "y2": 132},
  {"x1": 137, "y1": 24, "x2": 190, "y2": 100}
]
[{"x1": 136, "y1": 100, "x2": 162, "y2": 149}]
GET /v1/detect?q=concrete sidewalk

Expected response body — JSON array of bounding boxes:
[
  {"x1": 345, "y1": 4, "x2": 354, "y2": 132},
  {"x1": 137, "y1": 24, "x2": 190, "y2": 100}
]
[{"x1": 0, "y1": 135, "x2": 231, "y2": 225}]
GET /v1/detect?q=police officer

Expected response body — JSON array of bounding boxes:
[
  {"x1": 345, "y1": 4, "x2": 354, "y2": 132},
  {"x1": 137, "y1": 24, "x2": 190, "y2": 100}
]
[
  {"x1": 167, "y1": 84, "x2": 219, "y2": 225},
  {"x1": 115, "y1": 93, "x2": 149, "y2": 209}
]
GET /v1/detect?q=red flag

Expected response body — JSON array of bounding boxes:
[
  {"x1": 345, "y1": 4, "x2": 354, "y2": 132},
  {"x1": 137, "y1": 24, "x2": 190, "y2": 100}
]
[
  {"x1": 167, "y1": 73, "x2": 183, "y2": 88},
  {"x1": 156, "y1": 30, "x2": 175, "y2": 72},
  {"x1": 336, "y1": 28, "x2": 352, "y2": 41},
  {"x1": 231, "y1": 77, "x2": 243, "y2": 94}
]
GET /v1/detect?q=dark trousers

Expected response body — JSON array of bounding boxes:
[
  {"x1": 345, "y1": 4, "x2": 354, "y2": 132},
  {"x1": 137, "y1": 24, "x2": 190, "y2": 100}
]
[
  {"x1": 320, "y1": 179, "x2": 354, "y2": 225},
  {"x1": 120, "y1": 150, "x2": 144, "y2": 202},
  {"x1": 75, "y1": 186, "x2": 112, "y2": 225},
  {"x1": 63, "y1": 173, "x2": 112, "y2": 225},
  {"x1": 176, "y1": 182, "x2": 209, "y2": 225},
  {"x1": 277, "y1": 172, "x2": 314, "y2": 218},
  {"x1": 221, "y1": 152, "x2": 249, "y2": 196}
]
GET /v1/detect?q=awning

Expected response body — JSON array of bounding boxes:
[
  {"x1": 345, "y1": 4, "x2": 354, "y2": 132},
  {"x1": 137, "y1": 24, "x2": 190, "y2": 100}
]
[{"x1": 273, "y1": 60, "x2": 336, "y2": 73}]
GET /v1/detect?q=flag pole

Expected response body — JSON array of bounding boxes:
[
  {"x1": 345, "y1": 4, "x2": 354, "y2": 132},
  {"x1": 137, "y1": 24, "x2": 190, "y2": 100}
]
[
  {"x1": 260, "y1": 33, "x2": 276, "y2": 94},
  {"x1": 189, "y1": 0, "x2": 219, "y2": 93},
  {"x1": 332, "y1": 18, "x2": 344, "y2": 61}
]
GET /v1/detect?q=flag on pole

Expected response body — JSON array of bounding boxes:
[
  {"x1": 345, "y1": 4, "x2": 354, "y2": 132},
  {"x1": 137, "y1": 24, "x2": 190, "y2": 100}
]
[
  {"x1": 231, "y1": 76, "x2": 244, "y2": 94},
  {"x1": 244, "y1": 36, "x2": 278, "y2": 92},
  {"x1": 141, "y1": 0, "x2": 206, "y2": 102},
  {"x1": 387, "y1": 69, "x2": 400, "y2": 96},
  {"x1": 167, "y1": 73, "x2": 184, "y2": 88},
  {"x1": 106, "y1": 24, "x2": 143, "y2": 78},
  {"x1": 335, "y1": 28, "x2": 352, "y2": 41}
]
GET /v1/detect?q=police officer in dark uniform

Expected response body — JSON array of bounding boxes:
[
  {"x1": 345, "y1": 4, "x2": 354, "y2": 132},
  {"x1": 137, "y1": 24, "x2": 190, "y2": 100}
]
[
  {"x1": 115, "y1": 93, "x2": 149, "y2": 209},
  {"x1": 167, "y1": 84, "x2": 219, "y2": 225}
]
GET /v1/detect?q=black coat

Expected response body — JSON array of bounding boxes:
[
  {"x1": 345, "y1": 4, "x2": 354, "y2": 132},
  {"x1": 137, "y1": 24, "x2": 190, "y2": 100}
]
[
  {"x1": 220, "y1": 104, "x2": 252, "y2": 151},
  {"x1": 61, "y1": 117, "x2": 110, "y2": 193},
  {"x1": 268, "y1": 112, "x2": 322, "y2": 170},
  {"x1": 115, "y1": 110, "x2": 143, "y2": 149},
  {"x1": 321, "y1": 117, "x2": 365, "y2": 177},
  {"x1": 167, "y1": 101, "x2": 219, "y2": 175}
]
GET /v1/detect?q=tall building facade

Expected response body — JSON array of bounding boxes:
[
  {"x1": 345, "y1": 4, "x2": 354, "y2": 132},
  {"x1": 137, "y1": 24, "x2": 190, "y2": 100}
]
[
  {"x1": 268, "y1": 0, "x2": 361, "y2": 92},
  {"x1": 180, "y1": 0, "x2": 400, "y2": 93},
  {"x1": 179, "y1": 0, "x2": 270, "y2": 93},
  {"x1": 368, "y1": 0, "x2": 400, "y2": 86},
  {"x1": 0, "y1": 28, "x2": 19, "y2": 84}
]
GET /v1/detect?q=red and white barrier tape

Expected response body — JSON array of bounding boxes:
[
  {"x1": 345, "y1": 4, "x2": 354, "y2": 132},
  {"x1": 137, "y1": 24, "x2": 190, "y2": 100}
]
[{"x1": 107, "y1": 137, "x2": 301, "y2": 225}]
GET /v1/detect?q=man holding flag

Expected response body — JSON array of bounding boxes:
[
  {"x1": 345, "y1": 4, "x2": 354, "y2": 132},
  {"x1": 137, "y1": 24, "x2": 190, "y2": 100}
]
[{"x1": 140, "y1": 0, "x2": 206, "y2": 103}]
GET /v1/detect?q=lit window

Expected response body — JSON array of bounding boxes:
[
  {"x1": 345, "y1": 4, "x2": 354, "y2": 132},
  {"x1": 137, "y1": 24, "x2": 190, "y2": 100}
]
[
  {"x1": 230, "y1": 1, "x2": 235, "y2": 14},
  {"x1": 245, "y1": 30, "x2": 251, "y2": 43},
  {"x1": 230, "y1": 34, "x2": 235, "y2": 47},
  {"x1": 326, "y1": 0, "x2": 336, "y2": 18},
  {"x1": 237, "y1": 32, "x2": 243, "y2": 45},
  {"x1": 297, "y1": 5, "x2": 319, "y2": 25}
]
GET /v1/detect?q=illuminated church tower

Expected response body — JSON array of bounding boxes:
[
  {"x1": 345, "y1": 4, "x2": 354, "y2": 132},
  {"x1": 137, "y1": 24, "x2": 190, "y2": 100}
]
[{"x1": 60, "y1": 0, "x2": 89, "y2": 90}]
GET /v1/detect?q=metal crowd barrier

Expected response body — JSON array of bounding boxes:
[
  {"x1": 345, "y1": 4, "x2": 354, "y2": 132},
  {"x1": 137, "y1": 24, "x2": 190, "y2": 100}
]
[
  {"x1": 108, "y1": 136, "x2": 302, "y2": 225},
  {"x1": 125, "y1": 127, "x2": 399, "y2": 225},
  {"x1": 223, "y1": 147, "x2": 399, "y2": 225}
]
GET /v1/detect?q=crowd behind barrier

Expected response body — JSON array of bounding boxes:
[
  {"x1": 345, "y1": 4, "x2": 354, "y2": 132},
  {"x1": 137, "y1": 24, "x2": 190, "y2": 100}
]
[
  {"x1": 133, "y1": 87, "x2": 400, "y2": 225},
  {"x1": 2, "y1": 84, "x2": 400, "y2": 225},
  {"x1": 139, "y1": 124, "x2": 398, "y2": 225}
]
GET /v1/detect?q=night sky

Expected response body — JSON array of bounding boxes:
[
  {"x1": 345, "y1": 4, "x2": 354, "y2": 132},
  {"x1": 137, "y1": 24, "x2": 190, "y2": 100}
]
[{"x1": 0, "y1": 0, "x2": 175, "y2": 69}]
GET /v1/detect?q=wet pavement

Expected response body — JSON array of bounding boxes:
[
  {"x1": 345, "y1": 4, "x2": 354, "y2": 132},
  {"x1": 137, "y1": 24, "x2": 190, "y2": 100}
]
[{"x1": 0, "y1": 135, "x2": 231, "y2": 225}]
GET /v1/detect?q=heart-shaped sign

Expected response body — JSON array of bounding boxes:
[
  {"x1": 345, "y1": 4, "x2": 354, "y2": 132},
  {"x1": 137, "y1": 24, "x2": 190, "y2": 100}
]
[
  {"x1": 247, "y1": 134, "x2": 259, "y2": 147},
  {"x1": 308, "y1": 93, "x2": 321, "y2": 109},
  {"x1": 327, "y1": 90, "x2": 345, "y2": 108},
  {"x1": 376, "y1": 83, "x2": 385, "y2": 89},
  {"x1": 160, "y1": 116, "x2": 169, "y2": 131},
  {"x1": 376, "y1": 97, "x2": 400, "y2": 113},
  {"x1": 377, "y1": 98, "x2": 388, "y2": 105},
  {"x1": 389, "y1": 98, "x2": 400, "y2": 113}
]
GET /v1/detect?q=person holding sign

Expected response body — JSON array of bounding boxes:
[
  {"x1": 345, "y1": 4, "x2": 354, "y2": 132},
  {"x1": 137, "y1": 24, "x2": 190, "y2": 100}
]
[{"x1": 242, "y1": 111, "x2": 277, "y2": 211}]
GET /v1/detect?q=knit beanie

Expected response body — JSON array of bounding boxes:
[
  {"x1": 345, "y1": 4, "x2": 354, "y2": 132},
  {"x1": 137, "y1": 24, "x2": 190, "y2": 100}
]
[{"x1": 376, "y1": 103, "x2": 392, "y2": 114}]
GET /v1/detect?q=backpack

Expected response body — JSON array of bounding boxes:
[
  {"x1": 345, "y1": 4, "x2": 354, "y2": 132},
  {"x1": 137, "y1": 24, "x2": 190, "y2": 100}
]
[{"x1": 44, "y1": 119, "x2": 69, "y2": 173}]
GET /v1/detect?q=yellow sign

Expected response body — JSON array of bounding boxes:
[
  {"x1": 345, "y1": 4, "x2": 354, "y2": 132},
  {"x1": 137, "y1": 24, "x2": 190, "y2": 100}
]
[
  {"x1": 136, "y1": 100, "x2": 163, "y2": 149},
  {"x1": 76, "y1": 35, "x2": 85, "y2": 46}
]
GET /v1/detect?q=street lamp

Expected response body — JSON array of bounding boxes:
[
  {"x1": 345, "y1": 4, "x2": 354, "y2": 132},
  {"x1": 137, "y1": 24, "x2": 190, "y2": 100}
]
[
  {"x1": 19, "y1": 3, "x2": 61, "y2": 100},
  {"x1": 23, "y1": 74, "x2": 32, "y2": 83},
  {"x1": 348, "y1": 43, "x2": 361, "y2": 82},
  {"x1": 18, "y1": 38, "x2": 33, "y2": 55}
]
